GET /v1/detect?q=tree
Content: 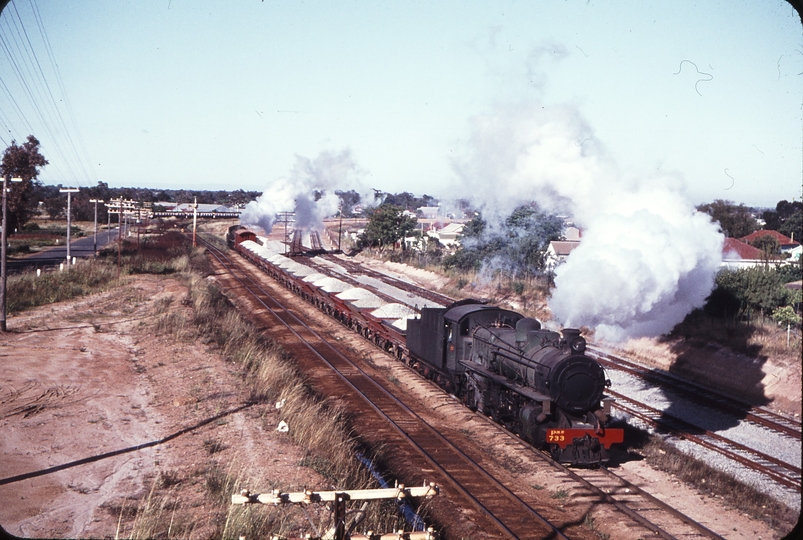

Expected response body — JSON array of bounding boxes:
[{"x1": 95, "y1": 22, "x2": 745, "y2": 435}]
[
  {"x1": 710, "y1": 267, "x2": 792, "y2": 319},
  {"x1": 696, "y1": 199, "x2": 757, "y2": 238},
  {"x1": 359, "y1": 204, "x2": 418, "y2": 251},
  {"x1": 443, "y1": 204, "x2": 562, "y2": 279},
  {"x1": 43, "y1": 195, "x2": 63, "y2": 220},
  {"x1": 381, "y1": 192, "x2": 437, "y2": 211},
  {"x1": 763, "y1": 200, "x2": 803, "y2": 242},
  {"x1": 773, "y1": 305, "x2": 802, "y2": 349},
  {"x1": 1, "y1": 136, "x2": 48, "y2": 231},
  {"x1": 335, "y1": 189, "x2": 361, "y2": 217},
  {"x1": 748, "y1": 234, "x2": 781, "y2": 258}
]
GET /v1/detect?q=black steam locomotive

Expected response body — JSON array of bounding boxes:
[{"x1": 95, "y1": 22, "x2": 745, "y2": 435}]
[{"x1": 406, "y1": 299, "x2": 623, "y2": 465}]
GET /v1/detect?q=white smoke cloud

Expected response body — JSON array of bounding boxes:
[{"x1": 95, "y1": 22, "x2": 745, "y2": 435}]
[
  {"x1": 240, "y1": 149, "x2": 372, "y2": 234},
  {"x1": 454, "y1": 100, "x2": 724, "y2": 341}
]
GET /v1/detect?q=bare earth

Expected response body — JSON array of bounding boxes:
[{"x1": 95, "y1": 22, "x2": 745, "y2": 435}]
[
  {"x1": 0, "y1": 259, "x2": 795, "y2": 538},
  {"x1": 0, "y1": 274, "x2": 326, "y2": 539}
]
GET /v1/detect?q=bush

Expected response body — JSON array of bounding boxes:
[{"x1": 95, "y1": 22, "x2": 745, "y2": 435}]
[{"x1": 707, "y1": 266, "x2": 796, "y2": 319}]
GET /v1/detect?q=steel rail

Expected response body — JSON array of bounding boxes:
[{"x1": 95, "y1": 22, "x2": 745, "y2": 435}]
[
  {"x1": 588, "y1": 347, "x2": 802, "y2": 441},
  {"x1": 610, "y1": 391, "x2": 801, "y2": 492},
  {"x1": 201, "y1": 238, "x2": 571, "y2": 540},
  {"x1": 461, "y1": 398, "x2": 726, "y2": 540},
  {"x1": 210, "y1": 235, "x2": 748, "y2": 537}
]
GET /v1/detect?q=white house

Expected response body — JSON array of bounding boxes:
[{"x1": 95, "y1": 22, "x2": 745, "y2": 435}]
[
  {"x1": 545, "y1": 240, "x2": 581, "y2": 270},
  {"x1": 427, "y1": 222, "x2": 465, "y2": 248}
]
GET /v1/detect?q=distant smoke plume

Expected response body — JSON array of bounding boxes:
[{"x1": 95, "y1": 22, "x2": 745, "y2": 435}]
[
  {"x1": 454, "y1": 101, "x2": 724, "y2": 341},
  {"x1": 241, "y1": 149, "x2": 370, "y2": 233}
]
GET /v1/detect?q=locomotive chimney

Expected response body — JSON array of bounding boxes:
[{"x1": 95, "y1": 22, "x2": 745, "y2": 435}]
[
  {"x1": 515, "y1": 318, "x2": 542, "y2": 344},
  {"x1": 561, "y1": 328, "x2": 586, "y2": 353}
]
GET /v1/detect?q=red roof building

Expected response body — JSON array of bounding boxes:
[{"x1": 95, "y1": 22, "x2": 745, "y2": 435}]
[
  {"x1": 740, "y1": 230, "x2": 800, "y2": 247},
  {"x1": 723, "y1": 237, "x2": 766, "y2": 260}
]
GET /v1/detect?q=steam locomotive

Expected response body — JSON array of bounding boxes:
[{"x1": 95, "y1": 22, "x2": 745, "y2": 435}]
[
  {"x1": 406, "y1": 300, "x2": 623, "y2": 465},
  {"x1": 228, "y1": 227, "x2": 623, "y2": 465}
]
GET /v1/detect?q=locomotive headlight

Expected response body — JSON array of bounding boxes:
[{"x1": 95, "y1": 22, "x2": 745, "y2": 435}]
[{"x1": 570, "y1": 336, "x2": 586, "y2": 353}]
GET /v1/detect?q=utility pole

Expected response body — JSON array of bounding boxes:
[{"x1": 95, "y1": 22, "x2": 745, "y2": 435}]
[
  {"x1": 89, "y1": 198, "x2": 103, "y2": 253},
  {"x1": 59, "y1": 187, "x2": 79, "y2": 265},
  {"x1": 0, "y1": 174, "x2": 22, "y2": 332},
  {"x1": 277, "y1": 211, "x2": 294, "y2": 255},
  {"x1": 338, "y1": 201, "x2": 343, "y2": 252},
  {"x1": 107, "y1": 198, "x2": 134, "y2": 278},
  {"x1": 117, "y1": 200, "x2": 122, "y2": 276},
  {"x1": 192, "y1": 197, "x2": 198, "y2": 247}
]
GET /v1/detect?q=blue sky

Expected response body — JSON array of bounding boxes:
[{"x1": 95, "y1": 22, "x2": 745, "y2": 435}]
[{"x1": 0, "y1": 0, "x2": 800, "y2": 208}]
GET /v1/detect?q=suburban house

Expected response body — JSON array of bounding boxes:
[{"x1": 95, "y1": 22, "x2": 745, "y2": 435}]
[
  {"x1": 417, "y1": 206, "x2": 441, "y2": 220},
  {"x1": 426, "y1": 222, "x2": 465, "y2": 248},
  {"x1": 545, "y1": 240, "x2": 581, "y2": 271},
  {"x1": 739, "y1": 230, "x2": 801, "y2": 261},
  {"x1": 720, "y1": 237, "x2": 784, "y2": 269}
]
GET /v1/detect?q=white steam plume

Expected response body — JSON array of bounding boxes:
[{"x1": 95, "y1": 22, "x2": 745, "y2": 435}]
[
  {"x1": 240, "y1": 149, "x2": 371, "y2": 233},
  {"x1": 454, "y1": 101, "x2": 724, "y2": 342}
]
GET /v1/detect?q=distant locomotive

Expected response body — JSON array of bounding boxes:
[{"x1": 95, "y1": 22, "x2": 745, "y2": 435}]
[
  {"x1": 407, "y1": 301, "x2": 623, "y2": 465},
  {"x1": 229, "y1": 228, "x2": 623, "y2": 465}
]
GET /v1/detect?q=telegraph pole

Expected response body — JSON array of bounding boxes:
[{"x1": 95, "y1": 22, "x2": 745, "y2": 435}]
[
  {"x1": 192, "y1": 197, "x2": 198, "y2": 247},
  {"x1": 107, "y1": 198, "x2": 134, "y2": 278},
  {"x1": 59, "y1": 187, "x2": 79, "y2": 265},
  {"x1": 0, "y1": 174, "x2": 22, "y2": 332},
  {"x1": 337, "y1": 201, "x2": 343, "y2": 252},
  {"x1": 89, "y1": 198, "x2": 103, "y2": 253}
]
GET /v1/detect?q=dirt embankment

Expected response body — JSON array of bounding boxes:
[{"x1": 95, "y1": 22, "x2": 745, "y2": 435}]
[{"x1": 0, "y1": 274, "x2": 324, "y2": 539}]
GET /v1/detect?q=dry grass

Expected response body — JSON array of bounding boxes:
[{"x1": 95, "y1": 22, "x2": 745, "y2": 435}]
[
  {"x1": 140, "y1": 244, "x2": 410, "y2": 538},
  {"x1": 8, "y1": 230, "x2": 411, "y2": 539}
]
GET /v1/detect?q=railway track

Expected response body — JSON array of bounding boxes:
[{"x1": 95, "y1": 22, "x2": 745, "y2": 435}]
[
  {"x1": 201, "y1": 238, "x2": 580, "y2": 539},
  {"x1": 609, "y1": 389, "x2": 801, "y2": 492},
  {"x1": 460, "y1": 407, "x2": 725, "y2": 540},
  {"x1": 208, "y1": 233, "x2": 792, "y2": 537},
  {"x1": 589, "y1": 348, "x2": 802, "y2": 440},
  {"x1": 316, "y1": 253, "x2": 455, "y2": 307},
  {"x1": 587, "y1": 348, "x2": 801, "y2": 496}
]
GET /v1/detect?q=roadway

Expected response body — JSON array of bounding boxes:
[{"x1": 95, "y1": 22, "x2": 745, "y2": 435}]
[{"x1": 6, "y1": 225, "x2": 128, "y2": 273}]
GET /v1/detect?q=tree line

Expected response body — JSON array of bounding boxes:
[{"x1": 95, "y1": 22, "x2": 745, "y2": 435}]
[{"x1": 696, "y1": 199, "x2": 802, "y2": 244}]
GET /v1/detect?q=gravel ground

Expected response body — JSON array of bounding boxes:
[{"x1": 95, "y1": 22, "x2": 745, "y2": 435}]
[{"x1": 608, "y1": 368, "x2": 801, "y2": 511}]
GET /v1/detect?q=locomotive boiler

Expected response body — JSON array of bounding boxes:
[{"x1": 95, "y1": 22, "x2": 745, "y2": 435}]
[{"x1": 406, "y1": 300, "x2": 623, "y2": 465}]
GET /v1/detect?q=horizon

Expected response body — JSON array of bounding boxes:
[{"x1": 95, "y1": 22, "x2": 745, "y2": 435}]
[{"x1": 0, "y1": 1, "x2": 800, "y2": 210}]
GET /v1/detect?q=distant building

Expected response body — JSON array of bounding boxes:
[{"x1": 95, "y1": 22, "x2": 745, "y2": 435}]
[
  {"x1": 739, "y1": 230, "x2": 801, "y2": 258},
  {"x1": 721, "y1": 237, "x2": 781, "y2": 269},
  {"x1": 172, "y1": 203, "x2": 233, "y2": 213},
  {"x1": 427, "y1": 222, "x2": 464, "y2": 248},
  {"x1": 564, "y1": 226, "x2": 582, "y2": 241},
  {"x1": 545, "y1": 240, "x2": 581, "y2": 270},
  {"x1": 417, "y1": 206, "x2": 440, "y2": 220}
]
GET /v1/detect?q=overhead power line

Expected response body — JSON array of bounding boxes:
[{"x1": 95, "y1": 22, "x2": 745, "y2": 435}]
[{"x1": 0, "y1": 0, "x2": 97, "y2": 188}]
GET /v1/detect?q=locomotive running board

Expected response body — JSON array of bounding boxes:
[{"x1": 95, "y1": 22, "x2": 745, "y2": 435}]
[{"x1": 459, "y1": 361, "x2": 552, "y2": 403}]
